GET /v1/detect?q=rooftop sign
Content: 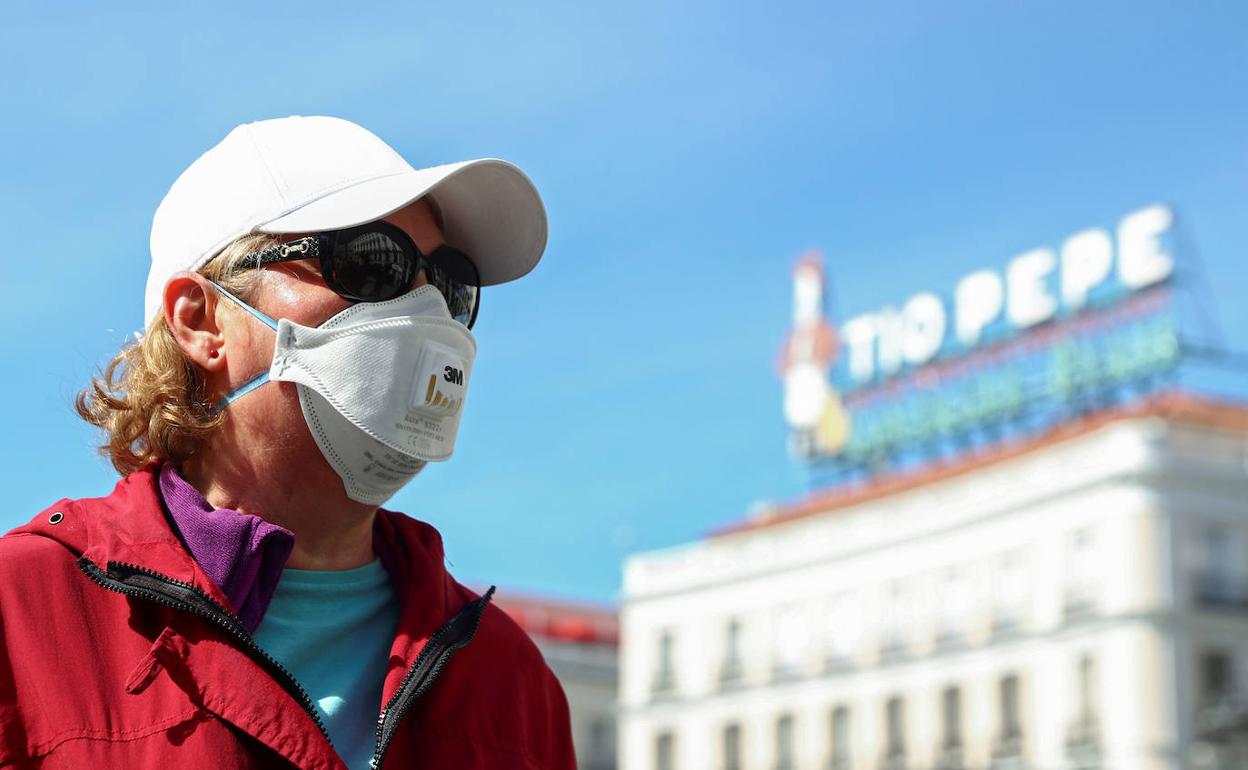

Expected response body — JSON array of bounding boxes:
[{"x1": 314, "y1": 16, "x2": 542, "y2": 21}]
[{"x1": 779, "y1": 205, "x2": 1181, "y2": 468}]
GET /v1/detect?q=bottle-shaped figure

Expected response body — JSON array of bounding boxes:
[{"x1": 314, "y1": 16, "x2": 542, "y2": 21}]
[{"x1": 777, "y1": 252, "x2": 850, "y2": 456}]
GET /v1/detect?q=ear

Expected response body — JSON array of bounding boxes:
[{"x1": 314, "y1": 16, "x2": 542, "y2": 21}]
[{"x1": 163, "y1": 271, "x2": 227, "y2": 373}]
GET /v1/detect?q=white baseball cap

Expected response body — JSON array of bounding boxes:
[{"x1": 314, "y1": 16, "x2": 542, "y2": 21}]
[{"x1": 145, "y1": 115, "x2": 547, "y2": 323}]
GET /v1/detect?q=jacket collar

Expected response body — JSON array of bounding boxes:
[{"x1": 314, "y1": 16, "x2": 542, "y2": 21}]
[
  {"x1": 17, "y1": 466, "x2": 459, "y2": 661},
  {"x1": 13, "y1": 467, "x2": 483, "y2": 768}
]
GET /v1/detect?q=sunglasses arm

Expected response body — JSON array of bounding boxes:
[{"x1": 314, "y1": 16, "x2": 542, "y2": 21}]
[{"x1": 241, "y1": 237, "x2": 322, "y2": 269}]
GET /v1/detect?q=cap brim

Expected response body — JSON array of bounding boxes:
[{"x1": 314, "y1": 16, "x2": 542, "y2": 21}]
[{"x1": 257, "y1": 159, "x2": 547, "y2": 286}]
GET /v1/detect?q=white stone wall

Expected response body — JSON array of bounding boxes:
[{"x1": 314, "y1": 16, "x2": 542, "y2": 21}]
[{"x1": 620, "y1": 415, "x2": 1248, "y2": 770}]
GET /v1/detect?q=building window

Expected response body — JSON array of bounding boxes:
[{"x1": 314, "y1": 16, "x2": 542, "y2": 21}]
[
  {"x1": 1199, "y1": 649, "x2": 1235, "y2": 708},
  {"x1": 775, "y1": 714, "x2": 795, "y2": 770},
  {"x1": 653, "y1": 630, "x2": 676, "y2": 694},
  {"x1": 993, "y1": 553, "x2": 1027, "y2": 633},
  {"x1": 825, "y1": 594, "x2": 861, "y2": 669},
  {"x1": 1196, "y1": 524, "x2": 1246, "y2": 608},
  {"x1": 655, "y1": 730, "x2": 675, "y2": 770},
  {"x1": 937, "y1": 569, "x2": 969, "y2": 645},
  {"x1": 1065, "y1": 528, "x2": 1099, "y2": 617},
  {"x1": 773, "y1": 606, "x2": 807, "y2": 679},
  {"x1": 1000, "y1": 674, "x2": 1021, "y2": 739},
  {"x1": 720, "y1": 619, "x2": 743, "y2": 685},
  {"x1": 881, "y1": 584, "x2": 909, "y2": 660},
  {"x1": 1077, "y1": 655, "x2": 1098, "y2": 726},
  {"x1": 585, "y1": 717, "x2": 614, "y2": 770},
  {"x1": 829, "y1": 705, "x2": 851, "y2": 770},
  {"x1": 992, "y1": 674, "x2": 1024, "y2": 763},
  {"x1": 1066, "y1": 654, "x2": 1101, "y2": 765},
  {"x1": 935, "y1": 685, "x2": 963, "y2": 770},
  {"x1": 722, "y1": 723, "x2": 742, "y2": 770},
  {"x1": 883, "y1": 696, "x2": 906, "y2": 768},
  {"x1": 942, "y1": 686, "x2": 962, "y2": 749}
]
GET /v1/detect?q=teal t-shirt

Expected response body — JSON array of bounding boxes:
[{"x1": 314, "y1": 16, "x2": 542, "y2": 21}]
[{"x1": 253, "y1": 559, "x2": 400, "y2": 770}]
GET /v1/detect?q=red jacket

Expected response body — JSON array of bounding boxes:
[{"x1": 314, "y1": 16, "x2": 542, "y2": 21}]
[{"x1": 0, "y1": 469, "x2": 575, "y2": 769}]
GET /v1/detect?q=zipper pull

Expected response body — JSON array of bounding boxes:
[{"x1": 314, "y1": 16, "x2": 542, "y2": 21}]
[{"x1": 125, "y1": 626, "x2": 180, "y2": 695}]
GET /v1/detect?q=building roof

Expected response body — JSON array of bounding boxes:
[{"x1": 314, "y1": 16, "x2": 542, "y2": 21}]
[
  {"x1": 493, "y1": 590, "x2": 619, "y2": 646},
  {"x1": 713, "y1": 390, "x2": 1248, "y2": 539}
]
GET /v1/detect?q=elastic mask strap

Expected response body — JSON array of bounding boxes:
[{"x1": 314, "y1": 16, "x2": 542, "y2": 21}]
[
  {"x1": 207, "y1": 280, "x2": 280, "y2": 414},
  {"x1": 212, "y1": 370, "x2": 269, "y2": 415}
]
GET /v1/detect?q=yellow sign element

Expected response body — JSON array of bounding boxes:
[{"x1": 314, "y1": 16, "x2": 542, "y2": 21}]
[{"x1": 814, "y1": 392, "x2": 851, "y2": 454}]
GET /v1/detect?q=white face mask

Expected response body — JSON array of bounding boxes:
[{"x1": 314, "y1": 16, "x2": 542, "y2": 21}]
[{"x1": 212, "y1": 283, "x2": 477, "y2": 505}]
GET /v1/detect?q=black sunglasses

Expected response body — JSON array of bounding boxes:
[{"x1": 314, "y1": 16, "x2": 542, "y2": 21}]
[{"x1": 240, "y1": 220, "x2": 481, "y2": 328}]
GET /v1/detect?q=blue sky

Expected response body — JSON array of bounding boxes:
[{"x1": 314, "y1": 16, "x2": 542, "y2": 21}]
[{"x1": 2, "y1": 0, "x2": 1246, "y2": 603}]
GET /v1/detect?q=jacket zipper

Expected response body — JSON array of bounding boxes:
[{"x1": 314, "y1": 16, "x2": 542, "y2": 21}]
[
  {"x1": 370, "y1": 586, "x2": 494, "y2": 769},
  {"x1": 76, "y1": 557, "x2": 332, "y2": 744},
  {"x1": 77, "y1": 556, "x2": 494, "y2": 770}
]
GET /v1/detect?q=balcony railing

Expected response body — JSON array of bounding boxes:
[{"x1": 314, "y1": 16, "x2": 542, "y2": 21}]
[
  {"x1": 933, "y1": 744, "x2": 965, "y2": 770},
  {"x1": 771, "y1": 661, "x2": 803, "y2": 683},
  {"x1": 878, "y1": 637, "x2": 909, "y2": 663},
  {"x1": 877, "y1": 750, "x2": 907, "y2": 770},
  {"x1": 1063, "y1": 590, "x2": 1099, "y2": 619},
  {"x1": 1065, "y1": 718, "x2": 1101, "y2": 770},
  {"x1": 990, "y1": 613, "x2": 1021, "y2": 638},
  {"x1": 718, "y1": 658, "x2": 744, "y2": 688},
  {"x1": 1195, "y1": 574, "x2": 1248, "y2": 610},
  {"x1": 1196, "y1": 692, "x2": 1248, "y2": 742},
  {"x1": 988, "y1": 733, "x2": 1025, "y2": 770},
  {"x1": 1065, "y1": 718, "x2": 1100, "y2": 749},
  {"x1": 650, "y1": 671, "x2": 676, "y2": 697},
  {"x1": 824, "y1": 651, "x2": 855, "y2": 673},
  {"x1": 932, "y1": 627, "x2": 966, "y2": 652}
]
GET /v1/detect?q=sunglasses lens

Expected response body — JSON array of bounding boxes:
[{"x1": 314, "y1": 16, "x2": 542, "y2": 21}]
[
  {"x1": 425, "y1": 247, "x2": 481, "y2": 328},
  {"x1": 327, "y1": 231, "x2": 415, "y2": 302},
  {"x1": 325, "y1": 228, "x2": 481, "y2": 327}
]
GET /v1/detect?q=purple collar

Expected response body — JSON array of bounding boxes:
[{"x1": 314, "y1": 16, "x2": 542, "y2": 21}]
[{"x1": 158, "y1": 463, "x2": 295, "y2": 632}]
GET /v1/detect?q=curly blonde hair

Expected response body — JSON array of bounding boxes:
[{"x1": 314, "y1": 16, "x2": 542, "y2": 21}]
[{"x1": 76, "y1": 234, "x2": 280, "y2": 475}]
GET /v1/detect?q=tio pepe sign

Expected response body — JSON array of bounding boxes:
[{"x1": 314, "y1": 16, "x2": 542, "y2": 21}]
[{"x1": 779, "y1": 205, "x2": 1179, "y2": 460}]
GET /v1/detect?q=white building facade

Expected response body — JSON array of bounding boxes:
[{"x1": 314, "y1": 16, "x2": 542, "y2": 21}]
[{"x1": 619, "y1": 395, "x2": 1248, "y2": 770}]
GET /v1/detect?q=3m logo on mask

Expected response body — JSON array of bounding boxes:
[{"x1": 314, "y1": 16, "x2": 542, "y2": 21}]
[
  {"x1": 422, "y1": 370, "x2": 464, "y2": 413},
  {"x1": 411, "y1": 340, "x2": 469, "y2": 416}
]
